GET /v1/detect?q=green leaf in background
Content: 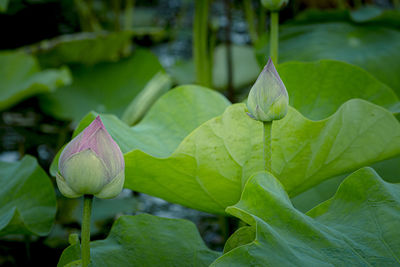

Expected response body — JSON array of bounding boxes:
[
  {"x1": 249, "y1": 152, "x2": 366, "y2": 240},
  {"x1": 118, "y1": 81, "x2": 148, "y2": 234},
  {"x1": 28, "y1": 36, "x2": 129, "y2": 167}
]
[
  {"x1": 167, "y1": 60, "x2": 196, "y2": 85},
  {"x1": 275, "y1": 59, "x2": 400, "y2": 212},
  {"x1": 290, "y1": 8, "x2": 350, "y2": 24},
  {"x1": 54, "y1": 86, "x2": 400, "y2": 214},
  {"x1": 258, "y1": 22, "x2": 400, "y2": 94},
  {"x1": 69, "y1": 196, "x2": 138, "y2": 234},
  {"x1": 58, "y1": 214, "x2": 220, "y2": 267},
  {"x1": 39, "y1": 48, "x2": 163, "y2": 122},
  {"x1": 350, "y1": 5, "x2": 400, "y2": 25},
  {"x1": 170, "y1": 59, "x2": 400, "y2": 120},
  {"x1": 0, "y1": 0, "x2": 9, "y2": 12},
  {"x1": 278, "y1": 60, "x2": 400, "y2": 119},
  {"x1": 212, "y1": 45, "x2": 260, "y2": 90},
  {"x1": 0, "y1": 155, "x2": 57, "y2": 236},
  {"x1": 212, "y1": 168, "x2": 400, "y2": 266},
  {"x1": 292, "y1": 154, "x2": 400, "y2": 213},
  {"x1": 0, "y1": 51, "x2": 71, "y2": 111},
  {"x1": 27, "y1": 31, "x2": 133, "y2": 67},
  {"x1": 351, "y1": 6, "x2": 400, "y2": 27},
  {"x1": 292, "y1": 7, "x2": 400, "y2": 28},
  {"x1": 121, "y1": 71, "x2": 172, "y2": 125},
  {"x1": 44, "y1": 194, "x2": 138, "y2": 249},
  {"x1": 168, "y1": 45, "x2": 260, "y2": 91}
]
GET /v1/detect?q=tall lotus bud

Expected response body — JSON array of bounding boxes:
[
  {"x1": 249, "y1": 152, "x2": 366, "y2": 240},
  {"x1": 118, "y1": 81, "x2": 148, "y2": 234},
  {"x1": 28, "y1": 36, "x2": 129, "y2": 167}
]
[
  {"x1": 56, "y1": 116, "x2": 124, "y2": 199},
  {"x1": 247, "y1": 58, "x2": 288, "y2": 122},
  {"x1": 261, "y1": 0, "x2": 289, "y2": 11}
]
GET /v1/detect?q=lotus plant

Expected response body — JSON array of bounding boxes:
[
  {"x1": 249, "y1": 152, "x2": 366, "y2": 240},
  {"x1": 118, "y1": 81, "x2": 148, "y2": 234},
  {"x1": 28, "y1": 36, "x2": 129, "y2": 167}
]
[
  {"x1": 56, "y1": 116, "x2": 124, "y2": 267},
  {"x1": 247, "y1": 58, "x2": 288, "y2": 173},
  {"x1": 261, "y1": 0, "x2": 289, "y2": 63}
]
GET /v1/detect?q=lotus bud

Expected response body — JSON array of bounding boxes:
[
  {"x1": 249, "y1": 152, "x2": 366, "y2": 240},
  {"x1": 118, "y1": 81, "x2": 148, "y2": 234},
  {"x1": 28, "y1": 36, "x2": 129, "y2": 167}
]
[
  {"x1": 247, "y1": 58, "x2": 288, "y2": 122},
  {"x1": 261, "y1": 0, "x2": 289, "y2": 11},
  {"x1": 56, "y1": 116, "x2": 124, "y2": 199}
]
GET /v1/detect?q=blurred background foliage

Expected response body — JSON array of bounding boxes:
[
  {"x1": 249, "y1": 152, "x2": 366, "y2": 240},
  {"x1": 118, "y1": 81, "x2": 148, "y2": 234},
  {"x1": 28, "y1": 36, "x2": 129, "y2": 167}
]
[{"x1": 0, "y1": 0, "x2": 399, "y2": 266}]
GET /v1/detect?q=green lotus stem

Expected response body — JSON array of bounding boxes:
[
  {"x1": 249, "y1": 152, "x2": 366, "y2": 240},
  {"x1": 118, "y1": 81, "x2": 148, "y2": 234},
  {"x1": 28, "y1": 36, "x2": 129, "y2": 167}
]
[
  {"x1": 74, "y1": 0, "x2": 102, "y2": 32},
  {"x1": 337, "y1": 0, "x2": 346, "y2": 9},
  {"x1": 193, "y1": 0, "x2": 211, "y2": 87},
  {"x1": 258, "y1": 5, "x2": 266, "y2": 36},
  {"x1": 224, "y1": 0, "x2": 234, "y2": 102},
  {"x1": 81, "y1": 195, "x2": 93, "y2": 267},
  {"x1": 263, "y1": 122, "x2": 272, "y2": 172},
  {"x1": 243, "y1": 0, "x2": 258, "y2": 44},
  {"x1": 124, "y1": 0, "x2": 134, "y2": 30},
  {"x1": 112, "y1": 0, "x2": 121, "y2": 31},
  {"x1": 269, "y1": 12, "x2": 279, "y2": 64},
  {"x1": 24, "y1": 235, "x2": 31, "y2": 262},
  {"x1": 209, "y1": 24, "x2": 217, "y2": 76}
]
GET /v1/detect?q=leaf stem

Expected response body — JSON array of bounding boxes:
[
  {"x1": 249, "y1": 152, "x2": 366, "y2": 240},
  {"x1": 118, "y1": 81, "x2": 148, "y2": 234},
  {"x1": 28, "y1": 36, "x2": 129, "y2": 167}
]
[
  {"x1": 243, "y1": 0, "x2": 258, "y2": 44},
  {"x1": 74, "y1": 0, "x2": 102, "y2": 32},
  {"x1": 258, "y1": 5, "x2": 266, "y2": 36},
  {"x1": 124, "y1": 0, "x2": 134, "y2": 30},
  {"x1": 354, "y1": 0, "x2": 362, "y2": 8},
  {"x1": 224, "y1": 0, "x2": 234, "y2": 102},
  {"x1": 337, "y1": 0, "x2": 346, "y2": 9},
  {"x1": 24, "y1": 235, "x2": 31, "y2": 264},
  {"x1": 269, "y1": 11, "x2": 279, "y2": 64},
  {"x1": 112, "y1": 0, "x2": 121, "y2": 31},
  {"x1": 194, "y1": 0, "x2": 211, "y2": 87},
  {"x1": 263, "y1": 122, "x2": 272, "y2": 172},
  {"x1": 82, "y1": 195, "x2": 93, "y2": 267}
]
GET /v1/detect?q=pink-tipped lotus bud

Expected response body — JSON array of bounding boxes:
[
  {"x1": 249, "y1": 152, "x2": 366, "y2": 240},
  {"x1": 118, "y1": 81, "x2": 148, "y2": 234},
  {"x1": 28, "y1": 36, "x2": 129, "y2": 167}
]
[
  {"x1": 261, "y1": 0, "x2": 289, "y2": 11},
  {"x1": 247, "y1": 58, "x2": 288, "y2": 122},
  {"x1": 56, "y1": 116, "x2": 124, "y2": 199}
]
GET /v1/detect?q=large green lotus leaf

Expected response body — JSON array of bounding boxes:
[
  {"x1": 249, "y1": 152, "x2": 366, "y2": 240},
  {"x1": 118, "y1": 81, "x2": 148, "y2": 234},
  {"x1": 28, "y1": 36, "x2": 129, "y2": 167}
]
[
  {"x1": 0, "y1": 51, "x2": 71, "y2": 110},
  {"x1": 39, "y1": 48, "x2": 163, "y2": 122},
  {"x1": 212, "y1": 168, "x2": 400, "y2": 266},
  {"x1": 273, "y1": 99, "x2": 400, "y2": 196},
  {"x1": 49, "y1": 85, "x2": 231, "y2": 175},
  {"x1": 56, "y1": 96, "x2": 400, "y2": 214},
  {"x1": 58, "y1": 214, "x2": 220, "y2": 267},
  {"x1": 0, "y1": 155, "x2": 57, "y2": 236},
  {"x1": 125, "y1": 100, "x2": 400, "y2": 214},
  {"x1": 277, "y1": 60, "x2": 400, "y2": 211},
  {"x1": 258, "y1": 22, "x2": 400, "y2": 94},
  {"x1": 121, "y1": 71, "x2": 173, "y2": 125},
  {"x1": 52, "y1": 86, "x2": 400, "y2": 214},
  {"x1": 29, "y1": 31, "x2": 133, "y2": 68},
  {"x1": 278, "y1": 60, "x2": 400, "y2": 120},
  {"x1": 292, "y1": 7, "x2": 400, "y2": 28}
]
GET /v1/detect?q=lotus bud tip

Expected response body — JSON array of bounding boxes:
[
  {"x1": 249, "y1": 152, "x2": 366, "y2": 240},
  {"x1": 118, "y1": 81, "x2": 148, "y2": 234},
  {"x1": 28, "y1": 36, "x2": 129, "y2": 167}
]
[
  {"x1": 57, "y1": 116, "x2": 125, "y2": 199},
  {"x1": 246, "y1": 59, "x2": 289, "y2": 122}
]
